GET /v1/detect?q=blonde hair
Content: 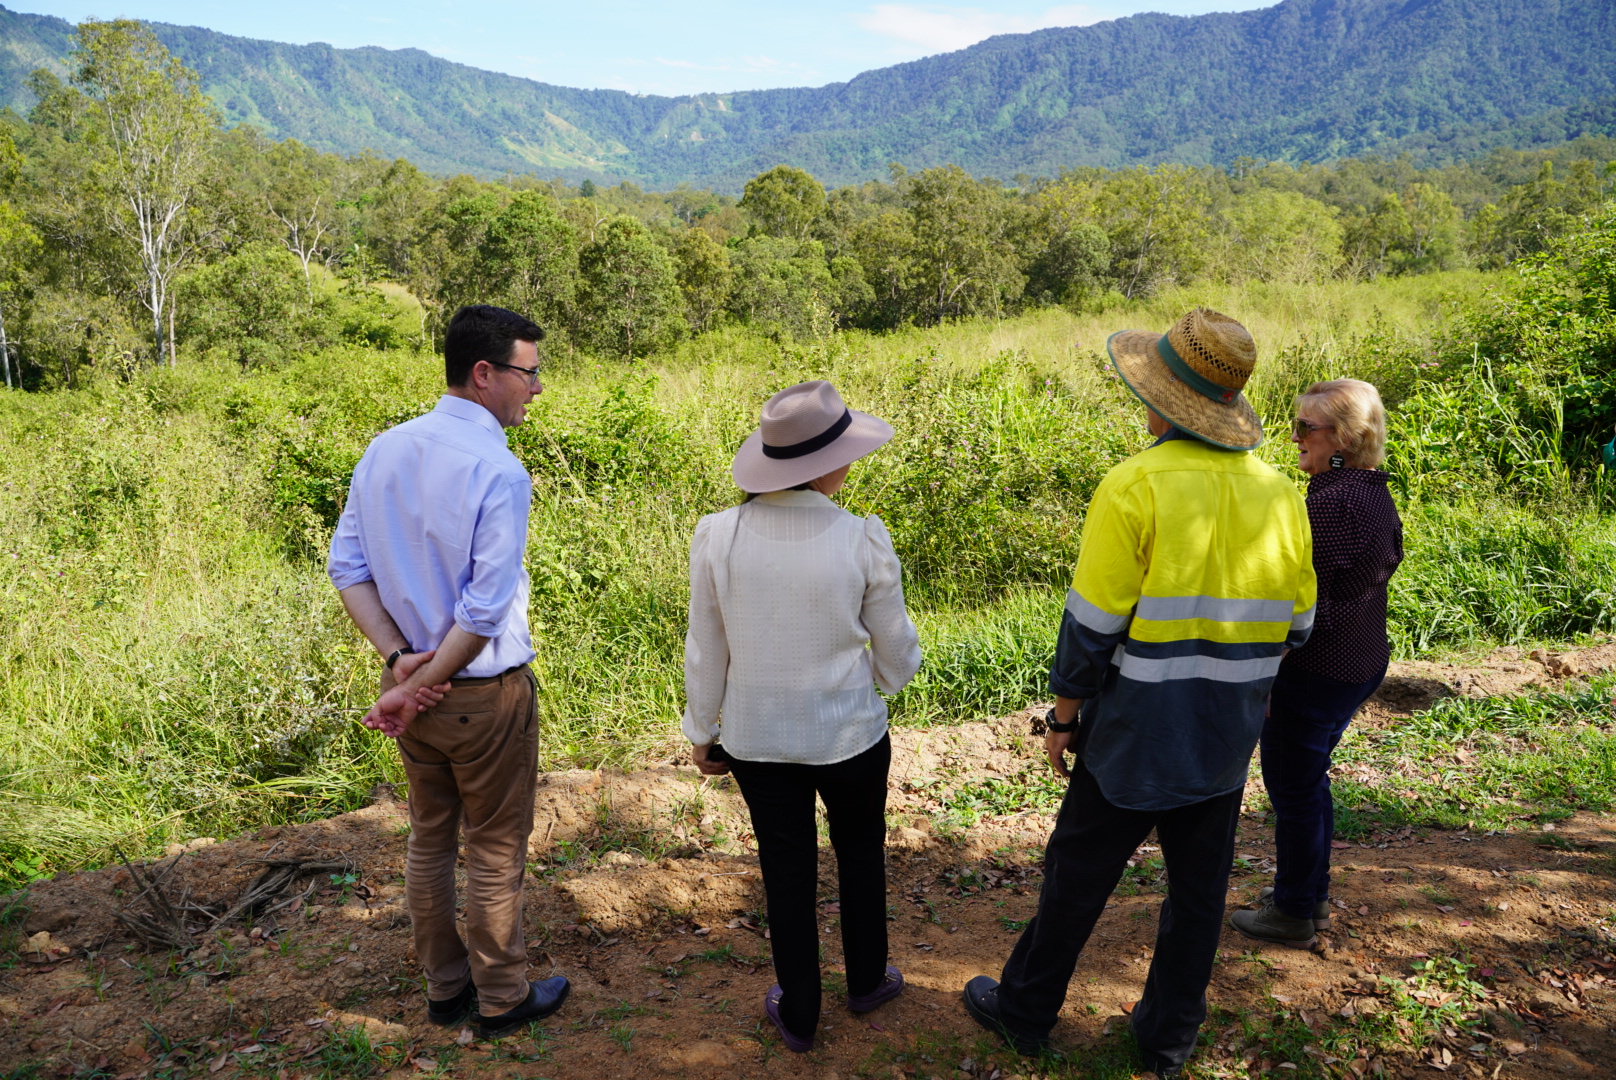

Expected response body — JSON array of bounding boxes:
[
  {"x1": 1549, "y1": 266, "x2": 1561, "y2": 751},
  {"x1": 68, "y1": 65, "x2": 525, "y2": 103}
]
[{"x1": 1297, "y1": 379, "x2": 1387, "y2": 468}]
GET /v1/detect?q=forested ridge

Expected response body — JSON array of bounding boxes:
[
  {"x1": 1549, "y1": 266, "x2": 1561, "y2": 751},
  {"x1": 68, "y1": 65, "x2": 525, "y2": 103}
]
[
  {"x1": 0, "y1": 0, "x2": 1613, "y2": 188},
  {"x1": 2, "y1": 19, "x2": 1612, "y2": 404}
]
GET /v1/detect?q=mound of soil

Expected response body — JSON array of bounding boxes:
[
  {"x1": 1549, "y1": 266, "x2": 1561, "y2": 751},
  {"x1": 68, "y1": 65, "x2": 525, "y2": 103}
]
[{"x1": 4, "y1": 646, "x2": 1615, "y2": 1079}]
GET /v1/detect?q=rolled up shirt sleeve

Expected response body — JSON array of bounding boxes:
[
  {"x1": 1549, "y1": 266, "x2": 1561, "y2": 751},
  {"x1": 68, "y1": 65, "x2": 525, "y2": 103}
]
[
  {"x1": 453, "y1": 473, "x2": 526, "y2": 639},
  {"x1": 1051, "y1": 591, "x2": 1131, "y2": 699},
  {"x1": 682, "y1": 516, "x2": 728, "y2": 745},
  {"x1": 327, "y1": 459, "x2": 373, "y2": 591},
  {"x1": 861, "y1": 515, "x2": 922, "y2": 695}
]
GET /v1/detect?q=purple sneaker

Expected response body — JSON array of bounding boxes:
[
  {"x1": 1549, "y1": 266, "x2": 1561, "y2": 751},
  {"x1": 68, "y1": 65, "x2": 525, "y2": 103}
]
[
  {"x1": 847, "y1": 966, "x2": 904, "y2": 1013},
  {"x1": 764, "y1": 985, "x2": 814, "y2": 1052}
]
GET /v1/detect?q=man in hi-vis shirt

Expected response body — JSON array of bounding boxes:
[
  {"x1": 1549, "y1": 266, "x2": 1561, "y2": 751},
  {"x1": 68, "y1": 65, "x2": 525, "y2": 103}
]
[
  {"x1": 328, "y1": 305, "x2": 569, "y2": 1038},
  {"x1": 963, "y1": 310, "x2": 1316, "y2": 1079}
]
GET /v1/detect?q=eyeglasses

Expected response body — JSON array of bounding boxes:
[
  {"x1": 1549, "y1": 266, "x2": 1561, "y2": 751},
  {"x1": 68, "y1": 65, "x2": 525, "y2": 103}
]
[
  {"x1": 490, "y1": 360, "x2": 542, "y2": 385},
  {"x1": 1292, "y1": 418, "x2": 1333, "y2": 439}
]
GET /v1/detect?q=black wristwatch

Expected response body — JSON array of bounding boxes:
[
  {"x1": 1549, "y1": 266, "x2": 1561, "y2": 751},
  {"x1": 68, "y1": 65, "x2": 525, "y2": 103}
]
[
  {"x1": 1045, "y1": 706, "x2": 1078, "y2": 734},
  {"x1": 385, "y1": 647, "x2": 415, "y2": 670}
]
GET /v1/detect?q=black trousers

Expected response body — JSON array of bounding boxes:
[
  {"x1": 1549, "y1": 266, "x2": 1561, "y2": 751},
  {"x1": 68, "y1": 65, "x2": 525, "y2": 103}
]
[
  {"x1": 997, "y1": 757, "x2": 1243, "y2": 1071},
  {"x1": 728, "y1": 734, "x2": 891, "y2": 1040}
]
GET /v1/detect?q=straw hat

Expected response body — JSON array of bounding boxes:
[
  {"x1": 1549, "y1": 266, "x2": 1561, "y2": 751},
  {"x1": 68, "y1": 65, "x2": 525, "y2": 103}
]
[
  {"x1": 732, "y1": 381, "x2": 893, "y2": 493},
  {"x1": 1107, "y1": 308, "x2": 1264, "y2": 450}
]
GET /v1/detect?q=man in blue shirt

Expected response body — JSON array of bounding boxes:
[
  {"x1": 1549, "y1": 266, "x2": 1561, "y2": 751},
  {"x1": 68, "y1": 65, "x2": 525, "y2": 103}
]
[{"x1": 328, "y1": 305, "x2": 569, "y2": 1037}]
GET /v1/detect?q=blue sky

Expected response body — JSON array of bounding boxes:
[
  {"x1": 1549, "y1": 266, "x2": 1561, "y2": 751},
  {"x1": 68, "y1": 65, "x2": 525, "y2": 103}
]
[{"x1": 11, "y1": 1, "x2": 1274, "y2": 96}]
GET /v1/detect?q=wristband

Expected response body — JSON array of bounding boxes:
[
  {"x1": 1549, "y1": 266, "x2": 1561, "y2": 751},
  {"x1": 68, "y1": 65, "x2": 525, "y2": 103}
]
[
  {"x1": 1045, "y1": 706, "x2": 1078, "y2": 734},
  {"x1": 385, "y1": 647, "x2": 415, "y2": 670}
]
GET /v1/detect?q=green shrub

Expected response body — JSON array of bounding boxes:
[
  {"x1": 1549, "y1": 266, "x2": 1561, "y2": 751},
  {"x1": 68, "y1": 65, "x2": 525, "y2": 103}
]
[
  {"x1": 2, "y1": 270, "x2": 1614, "y2": 885},
  {"x1": 1391, "y1": 501, "x2": 1616, "y2": 653}
]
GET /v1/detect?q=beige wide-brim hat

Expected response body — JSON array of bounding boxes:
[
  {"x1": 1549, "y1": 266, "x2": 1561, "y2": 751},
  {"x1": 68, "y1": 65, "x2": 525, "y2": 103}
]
[
  {"x1": 732, "y1": 380, "x2": 893, "y2": 493},
  {"x1": 1107, "y1": 308, "x2": 1265, "y2": 451}
]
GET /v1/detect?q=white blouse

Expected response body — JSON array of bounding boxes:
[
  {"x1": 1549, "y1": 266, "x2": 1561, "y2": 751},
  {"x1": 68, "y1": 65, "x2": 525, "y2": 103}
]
[{"x1": 682, "y1": 489, "x2": 923, "y2": 765}]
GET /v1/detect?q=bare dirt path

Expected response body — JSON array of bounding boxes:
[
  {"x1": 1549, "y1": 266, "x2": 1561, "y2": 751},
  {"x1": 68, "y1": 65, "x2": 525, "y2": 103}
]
[{"x1": 5, "y1": 644, "x2": 1615, "y2": 1080}]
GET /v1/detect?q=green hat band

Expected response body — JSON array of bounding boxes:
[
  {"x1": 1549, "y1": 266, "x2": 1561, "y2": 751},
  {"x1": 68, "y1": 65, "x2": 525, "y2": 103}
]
[{"x1": 1158, "y1": 334, "x2": 1238, "y2": 405}]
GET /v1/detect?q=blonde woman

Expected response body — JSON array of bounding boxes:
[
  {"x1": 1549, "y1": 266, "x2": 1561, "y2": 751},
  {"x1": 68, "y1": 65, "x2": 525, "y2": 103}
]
[
  {"x1": 1232, "y1": 379, "x2": 1404, "y2": 947},
  {"x1": 683, "y1": 380, "x2": 922, "y2": 1053}
]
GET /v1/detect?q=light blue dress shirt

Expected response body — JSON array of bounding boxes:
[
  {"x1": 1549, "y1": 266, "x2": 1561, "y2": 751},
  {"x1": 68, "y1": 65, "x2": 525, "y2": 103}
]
[{"x1": 328, "y1": 394, "x2": 535, "y2": 678}]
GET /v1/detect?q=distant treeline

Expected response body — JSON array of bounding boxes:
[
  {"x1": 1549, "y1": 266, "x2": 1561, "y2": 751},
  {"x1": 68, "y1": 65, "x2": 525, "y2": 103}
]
[{"x1": 1, "y1": 20, "x2": 1614, "y2": 389}]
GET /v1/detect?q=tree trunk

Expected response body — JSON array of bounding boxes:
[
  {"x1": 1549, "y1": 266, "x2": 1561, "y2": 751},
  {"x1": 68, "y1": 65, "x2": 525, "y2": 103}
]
[
  {"x1": 0, "y1": 294, "x2": 11, "y2": 389},
  {"x1": 151, "y1": 269, "x2": 167, "y2": 366}
]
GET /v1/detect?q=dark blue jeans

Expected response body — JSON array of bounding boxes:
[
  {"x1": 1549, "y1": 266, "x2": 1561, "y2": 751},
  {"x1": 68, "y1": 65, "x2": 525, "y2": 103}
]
[{"x1": 1260, "y1": 664, "x2": 1385, "y2": 919}]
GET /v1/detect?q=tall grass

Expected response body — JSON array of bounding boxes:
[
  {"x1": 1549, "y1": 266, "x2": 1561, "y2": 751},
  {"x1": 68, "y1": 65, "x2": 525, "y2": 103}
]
[{"x1": 0, "y1": 271, "x2": 1608, "y2": 886}]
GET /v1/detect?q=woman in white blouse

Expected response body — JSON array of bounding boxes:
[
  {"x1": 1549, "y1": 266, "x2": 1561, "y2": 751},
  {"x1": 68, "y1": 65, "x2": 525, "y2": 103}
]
[{"x1": 683, "y1": 380, "x2": 923, "y2": 1054}]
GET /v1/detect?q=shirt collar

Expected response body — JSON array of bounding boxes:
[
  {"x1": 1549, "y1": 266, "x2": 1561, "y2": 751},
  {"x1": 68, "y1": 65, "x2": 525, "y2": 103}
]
[
  {"x1": 1308, "y1": 466, "x2": 1391, "y2": 491},
  {"x1": 752, "y1": 489, "x2": 836, "y2": 508},
  {"x1": 1151, "y1": 426, "x2": 1205, "y2": 448},
  {"x1": 1149, "y1": 425, "x2": 1242, "y2": 452},
  {"x1": 433, "y1": 394, "x2": 506, "y2": 438}
]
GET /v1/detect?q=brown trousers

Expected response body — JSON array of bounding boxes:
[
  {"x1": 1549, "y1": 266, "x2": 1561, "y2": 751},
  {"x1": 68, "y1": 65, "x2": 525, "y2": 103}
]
[{"x1": 384, "y1": 665, "x2": 538, "y2": 1012}]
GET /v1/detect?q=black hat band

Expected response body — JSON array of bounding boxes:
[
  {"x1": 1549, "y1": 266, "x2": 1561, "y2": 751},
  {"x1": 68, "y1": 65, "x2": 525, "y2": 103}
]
[{"x1": 761, "y1": 408, "x2": 853, "y2": 459}]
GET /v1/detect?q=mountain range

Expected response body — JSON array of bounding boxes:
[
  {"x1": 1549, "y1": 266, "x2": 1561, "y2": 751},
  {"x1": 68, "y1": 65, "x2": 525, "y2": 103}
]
[{"x1": 0, "y1": 0, "x2": 1612, "y2": 190}]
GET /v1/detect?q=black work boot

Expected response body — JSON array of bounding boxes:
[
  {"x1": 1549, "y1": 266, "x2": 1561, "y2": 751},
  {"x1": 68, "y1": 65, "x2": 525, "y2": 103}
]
[{"x1": 961, "y1": 976, "x2": 1049, "y2": 1057}]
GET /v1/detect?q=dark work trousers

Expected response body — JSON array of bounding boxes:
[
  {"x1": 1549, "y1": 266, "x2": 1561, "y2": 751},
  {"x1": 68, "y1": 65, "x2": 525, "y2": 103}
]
[
  {"x1": 997, "y1": 757, "x2": 1243, "y2": 1072},
  {"x1": 1260, "y1": 664, "x2": 1386, "y2": 919},
  {"x1": 727, "y1": 734, "x2": 892, "y2": 1041}
]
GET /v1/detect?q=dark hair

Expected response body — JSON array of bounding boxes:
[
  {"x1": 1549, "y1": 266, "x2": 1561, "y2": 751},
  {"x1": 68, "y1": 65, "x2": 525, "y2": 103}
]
[
  {"x1": 443, "y1": 305, "x2": 545, "y2": 387},
  {"x1": 740, "y1": 482, "x2": 814, "y2": 503}
]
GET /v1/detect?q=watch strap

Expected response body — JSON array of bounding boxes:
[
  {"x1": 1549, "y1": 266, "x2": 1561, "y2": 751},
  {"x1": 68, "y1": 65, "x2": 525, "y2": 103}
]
[
  {"x1": 385, "y1": 647, "x2": 415, "y2": 670},
  {"x1": 1045, "y1": 706, "x2": 1079, "y2": 734}
]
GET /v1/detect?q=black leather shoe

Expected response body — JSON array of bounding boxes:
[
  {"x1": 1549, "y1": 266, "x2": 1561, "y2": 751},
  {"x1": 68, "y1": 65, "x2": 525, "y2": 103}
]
[
  {"x1": 426, "y1": 982, "x2": 476, "y2": 1027},
  {"x1": 474, "y1": 976, "x2": 571, "y2": 1038},
  {"x1": 960, "y1": 975, "x2": 1048, "y2": 1057}
]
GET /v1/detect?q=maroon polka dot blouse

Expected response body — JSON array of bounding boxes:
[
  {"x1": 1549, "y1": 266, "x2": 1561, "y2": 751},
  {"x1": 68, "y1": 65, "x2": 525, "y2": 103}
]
[{"x1": 1281, "y1": 467, "x2": 1404, "y2": 685}]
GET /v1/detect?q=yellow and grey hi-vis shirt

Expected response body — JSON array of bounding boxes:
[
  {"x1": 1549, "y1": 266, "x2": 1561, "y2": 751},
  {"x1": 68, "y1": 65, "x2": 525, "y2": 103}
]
[{"x1": 1051, "y1": 432, "x2": 1317, "y2": 811}]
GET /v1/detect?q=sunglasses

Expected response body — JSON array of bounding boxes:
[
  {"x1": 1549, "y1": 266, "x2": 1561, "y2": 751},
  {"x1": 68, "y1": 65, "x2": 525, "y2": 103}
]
[{"x1": 1292, "y1": 419, "x2": 1333, "y2": 439}]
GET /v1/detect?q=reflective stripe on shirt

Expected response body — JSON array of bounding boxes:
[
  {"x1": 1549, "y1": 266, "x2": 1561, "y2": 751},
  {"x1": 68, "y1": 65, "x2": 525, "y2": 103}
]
[{"x1": 1049, "y1": 437, "x2": 1316, "y2": 811}]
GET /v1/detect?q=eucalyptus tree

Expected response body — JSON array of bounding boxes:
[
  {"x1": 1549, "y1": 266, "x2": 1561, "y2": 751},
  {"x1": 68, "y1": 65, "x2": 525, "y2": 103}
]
[
  {"x1": 904, "y1": 165, "x2": 1023, "y2": 323},
  {"x1": 0, "y1": 134, "x2": 35, "y2": 389},
  {"x1": 672, "y1": 227, "x2": 733, "y2": 334},
  {"x1": 263, "y1": 139, "x2": 345, "y2": 283},
  {"x1": 1344, "y1": 194, "x2": 1413, "y2": 279},
  {"x1": 1091, "y1": 165, "x2": 1210, "y2": 299},
  {"x1": 740, "y1": 165, "x2": 827, "y2": 241},
  {"x1": 410, "y1": 177, "x2": 508, "y2": 335},
  {"x1": 0, "y1": 203, "x2": 38, "y2": 389},
  {"x1": 1218, "y1": 189, "x2": 1344, "y2": 283},
  {"x1": 472, "y1": 191, "x2": 579, "y2": 338},
  {"x1": 578, "y1": 217, "x2": 683, "y2": 359},
  {"x1": 360, "y1": 158, "x2": 436, "y2": 282},
  {"x1": 72, "y1": 19, "x2": 218, "y2": 365}
]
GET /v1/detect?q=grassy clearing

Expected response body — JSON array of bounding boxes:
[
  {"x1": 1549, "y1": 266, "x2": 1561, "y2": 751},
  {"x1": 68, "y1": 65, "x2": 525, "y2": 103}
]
[
  {"x1": 1331, "y1": 675, "x2": 1616, "y2": 837},
  {"x1": 934, "y1": 673, "x2": 1616, "y2": 843},
  {"x1": 0, "y1": 271, "x2": 1611, "y2": 886}
]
